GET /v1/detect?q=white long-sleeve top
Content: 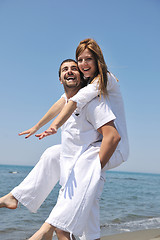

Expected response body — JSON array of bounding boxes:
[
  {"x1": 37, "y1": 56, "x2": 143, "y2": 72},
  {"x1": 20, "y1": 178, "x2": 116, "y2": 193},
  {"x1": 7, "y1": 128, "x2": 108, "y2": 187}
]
[{"x1": 70, "y1": 72, "x2": 129, "y2": 163}]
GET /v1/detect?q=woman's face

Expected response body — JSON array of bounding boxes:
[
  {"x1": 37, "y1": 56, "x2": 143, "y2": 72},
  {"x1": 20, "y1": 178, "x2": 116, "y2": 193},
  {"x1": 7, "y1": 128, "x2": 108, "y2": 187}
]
[{"x1": 77, "y1": 48, "x2": 97, "y2": 79}]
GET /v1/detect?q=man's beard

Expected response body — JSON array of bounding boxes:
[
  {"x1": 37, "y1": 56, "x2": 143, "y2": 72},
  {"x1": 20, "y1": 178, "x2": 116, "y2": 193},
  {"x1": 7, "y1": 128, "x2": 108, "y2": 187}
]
[{"x1": 64, "y1": 81, "x2": 79, "y2": 88}]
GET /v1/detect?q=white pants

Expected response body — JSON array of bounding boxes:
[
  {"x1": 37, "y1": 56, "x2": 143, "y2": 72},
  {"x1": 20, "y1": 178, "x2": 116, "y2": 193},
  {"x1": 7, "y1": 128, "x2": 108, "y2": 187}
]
[
  {"x1": 80, "y1": 173, "x2": 106, "y2": 240},
  {"x1": 11, "y1": 144, "x2": 123, "y2": 239},
  {"x1": 11, "y1": 145, "x2": 61, "y2": 213},
  {"x1": 80, "y1": 149, "x2": 123, "y2": 240}
]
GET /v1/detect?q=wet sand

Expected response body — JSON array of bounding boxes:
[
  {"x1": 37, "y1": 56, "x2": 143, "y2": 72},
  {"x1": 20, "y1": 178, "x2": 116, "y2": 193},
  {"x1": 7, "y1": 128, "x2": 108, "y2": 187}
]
[{"x1": 101, "y1": 228, "x2": 160, "y2": 240}]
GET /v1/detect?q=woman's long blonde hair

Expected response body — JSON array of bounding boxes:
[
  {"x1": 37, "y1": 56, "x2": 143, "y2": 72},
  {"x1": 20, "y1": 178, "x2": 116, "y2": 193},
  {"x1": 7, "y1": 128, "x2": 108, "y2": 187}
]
[{"x1": 76, "y1": 38, "x2": 108, "y2": 96}]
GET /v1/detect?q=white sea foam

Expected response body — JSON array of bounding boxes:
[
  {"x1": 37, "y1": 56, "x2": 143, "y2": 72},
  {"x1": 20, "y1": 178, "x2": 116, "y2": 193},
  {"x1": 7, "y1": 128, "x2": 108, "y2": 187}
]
[
  {"x1": 122, "y1": 217, "x2": 160, "y2": 229},
  {"x1": 101, "y1": 217, "x2": 160, "y2": 236}
]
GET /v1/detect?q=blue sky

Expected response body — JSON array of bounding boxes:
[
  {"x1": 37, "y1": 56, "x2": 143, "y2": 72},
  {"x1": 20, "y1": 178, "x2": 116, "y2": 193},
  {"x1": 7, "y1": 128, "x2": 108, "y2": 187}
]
[{"x1": 0, "y1": 0, "x2": 159, "y2": 173}]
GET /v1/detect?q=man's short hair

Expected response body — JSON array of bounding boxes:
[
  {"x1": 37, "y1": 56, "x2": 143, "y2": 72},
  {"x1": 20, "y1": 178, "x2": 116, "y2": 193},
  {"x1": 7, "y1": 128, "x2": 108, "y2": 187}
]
[{"x1": 58, "y1": 59, "x2": 77, "y2": 77}]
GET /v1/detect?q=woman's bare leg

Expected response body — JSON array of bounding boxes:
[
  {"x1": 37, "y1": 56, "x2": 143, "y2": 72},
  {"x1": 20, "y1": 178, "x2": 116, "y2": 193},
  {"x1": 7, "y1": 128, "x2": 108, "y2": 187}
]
[{"x1": 0, "y1": 192, "x2": 18, "y2": 209}]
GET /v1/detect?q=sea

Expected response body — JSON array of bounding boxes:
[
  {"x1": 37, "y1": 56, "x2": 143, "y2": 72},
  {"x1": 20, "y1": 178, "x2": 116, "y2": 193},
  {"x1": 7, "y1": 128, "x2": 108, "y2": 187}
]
[{"x1": 0, "y1": 164, "x2": 160, "y2": 240}]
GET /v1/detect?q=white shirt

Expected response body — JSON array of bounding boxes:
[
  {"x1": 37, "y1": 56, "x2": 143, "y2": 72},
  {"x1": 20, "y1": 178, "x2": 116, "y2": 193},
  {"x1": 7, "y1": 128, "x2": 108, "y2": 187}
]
[
  {"x1": 46, "y1": 95, "x2": 116, "y2": 237},
  {"x1": 60, "y1": 95, "x2": 115, "y2": 186}
]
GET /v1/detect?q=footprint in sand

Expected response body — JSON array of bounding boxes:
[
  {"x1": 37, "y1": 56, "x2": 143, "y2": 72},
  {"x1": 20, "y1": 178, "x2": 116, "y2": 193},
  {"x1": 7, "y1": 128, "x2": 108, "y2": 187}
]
[{"x1": 150, "y1": 236, "x2": 160, "y2": 240}]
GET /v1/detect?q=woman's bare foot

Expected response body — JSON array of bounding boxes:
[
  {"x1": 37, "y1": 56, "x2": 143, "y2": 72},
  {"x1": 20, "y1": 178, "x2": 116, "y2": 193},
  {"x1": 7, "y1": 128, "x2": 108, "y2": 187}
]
[
  {"x1": 0, "y1": 193, "x2": 18, "y2": 209},
  {"x1": 29, "y1": 223, "x2": 55, "y2": 240}
]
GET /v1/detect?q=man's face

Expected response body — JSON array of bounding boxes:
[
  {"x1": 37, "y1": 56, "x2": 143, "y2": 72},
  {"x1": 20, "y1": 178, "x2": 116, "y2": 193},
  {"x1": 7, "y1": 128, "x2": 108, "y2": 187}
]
[{"x1": 60, "y1": 61, "x2": 81, "y2": 89}]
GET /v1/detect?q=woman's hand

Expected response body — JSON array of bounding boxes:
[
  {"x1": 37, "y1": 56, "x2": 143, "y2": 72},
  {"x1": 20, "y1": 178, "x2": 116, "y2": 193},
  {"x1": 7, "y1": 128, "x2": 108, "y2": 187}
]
[{"x1": 35, "y1": 126, "x2": 57, "y2": 140}]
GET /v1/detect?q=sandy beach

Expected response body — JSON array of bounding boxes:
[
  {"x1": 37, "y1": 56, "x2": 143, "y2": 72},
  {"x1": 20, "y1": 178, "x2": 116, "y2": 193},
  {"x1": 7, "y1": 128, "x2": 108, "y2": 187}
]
[{"x1": 101, "y1": 228, "x2": 160, "y2": 240}]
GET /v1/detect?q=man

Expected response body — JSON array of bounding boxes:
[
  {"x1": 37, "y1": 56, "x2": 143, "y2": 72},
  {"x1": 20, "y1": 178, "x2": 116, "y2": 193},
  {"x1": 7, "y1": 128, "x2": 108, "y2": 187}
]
[
  {"x1": 0, "y1": 59, "x2": 120, "y2": 240},
  {"x1": 29, "y1": 59, "x2": 120, "y2": 240}
]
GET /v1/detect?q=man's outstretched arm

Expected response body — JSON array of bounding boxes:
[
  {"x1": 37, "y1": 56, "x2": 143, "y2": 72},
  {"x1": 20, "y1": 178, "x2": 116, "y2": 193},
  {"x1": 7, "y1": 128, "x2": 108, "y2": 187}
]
[{"x1": 19, "y1": 97, "x2": 66, "y2": 139}]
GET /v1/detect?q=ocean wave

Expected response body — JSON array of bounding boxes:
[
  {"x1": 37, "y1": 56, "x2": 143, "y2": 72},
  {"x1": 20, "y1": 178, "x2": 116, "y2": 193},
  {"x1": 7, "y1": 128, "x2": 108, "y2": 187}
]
[
  {"x1": 107, "y1": 176, "x2": 137, "y2": 181},
  {"x1": 118, "y1": 214, "x2": 155, "y2": 222},
  {"x1": 101, "y1": 217, "x2": 160, "y2": 235},
  {"x1": 0, "y1": 227, "x2": 19, "y2": 233}
]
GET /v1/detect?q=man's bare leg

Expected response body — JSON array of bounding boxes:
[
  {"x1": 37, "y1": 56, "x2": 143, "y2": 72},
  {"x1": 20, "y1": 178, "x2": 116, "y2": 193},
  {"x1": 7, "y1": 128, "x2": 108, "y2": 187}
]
[
  {"x1": 55, "y1": 228, "x2": 76, "y2": 240},
  {"x1": 0, "y1": 193, "x2": 18, "y2": 209},
  {"x1": 29, "y1": 223, "x2": 55, "y2": 240}
]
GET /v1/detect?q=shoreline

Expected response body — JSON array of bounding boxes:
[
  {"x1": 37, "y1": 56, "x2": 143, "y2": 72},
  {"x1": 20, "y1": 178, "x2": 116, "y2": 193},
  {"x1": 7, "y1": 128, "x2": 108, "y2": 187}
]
[{"x1": 101, "y1": 228, "x2": 160, "y2": 240}]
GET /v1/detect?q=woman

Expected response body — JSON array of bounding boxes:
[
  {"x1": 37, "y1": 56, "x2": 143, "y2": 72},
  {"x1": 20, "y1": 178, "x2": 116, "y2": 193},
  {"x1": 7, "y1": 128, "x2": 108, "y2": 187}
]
[
  {"x1": 0, "y1": 39, "x2": 129, "y2": 240},
  {"x1": 42, "y1": 38, "x2": 129, "y2": 169}
]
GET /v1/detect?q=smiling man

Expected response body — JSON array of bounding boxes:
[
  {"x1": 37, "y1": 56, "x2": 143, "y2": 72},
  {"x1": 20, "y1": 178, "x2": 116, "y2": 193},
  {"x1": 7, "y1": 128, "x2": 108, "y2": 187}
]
[
  {"x1": 29, "y1": 59, "x2": 120, "y2": 240},
  {"x1": 0, "y1": 59, "x2": 120, "y2": 240}
]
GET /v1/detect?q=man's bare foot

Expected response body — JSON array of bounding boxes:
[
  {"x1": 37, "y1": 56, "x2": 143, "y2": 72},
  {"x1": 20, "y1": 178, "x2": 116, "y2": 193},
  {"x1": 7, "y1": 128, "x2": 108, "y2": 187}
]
[
  {"x1": 29, "y1": 223, "x2": 55, "y2": 240},
  {"x1": 0, "y1": 193, "x2": 18, "y2": 209}
]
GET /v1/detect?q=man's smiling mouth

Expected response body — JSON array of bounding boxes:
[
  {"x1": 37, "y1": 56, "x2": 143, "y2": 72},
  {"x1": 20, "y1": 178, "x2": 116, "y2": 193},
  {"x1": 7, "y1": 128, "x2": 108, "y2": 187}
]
[{"x1": 66, "y1": 76, "x2": 76, "y2": 81}]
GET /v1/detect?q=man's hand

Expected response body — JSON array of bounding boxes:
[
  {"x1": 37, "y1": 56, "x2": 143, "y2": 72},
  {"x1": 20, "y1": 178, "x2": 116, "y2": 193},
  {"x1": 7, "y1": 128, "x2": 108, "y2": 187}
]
[
  {"x1": 19, "y1": 126, "x2": 39, "y2": 139},
  {"x1": 35, "y1": 126, "x2": 57, "y2": 140}
]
